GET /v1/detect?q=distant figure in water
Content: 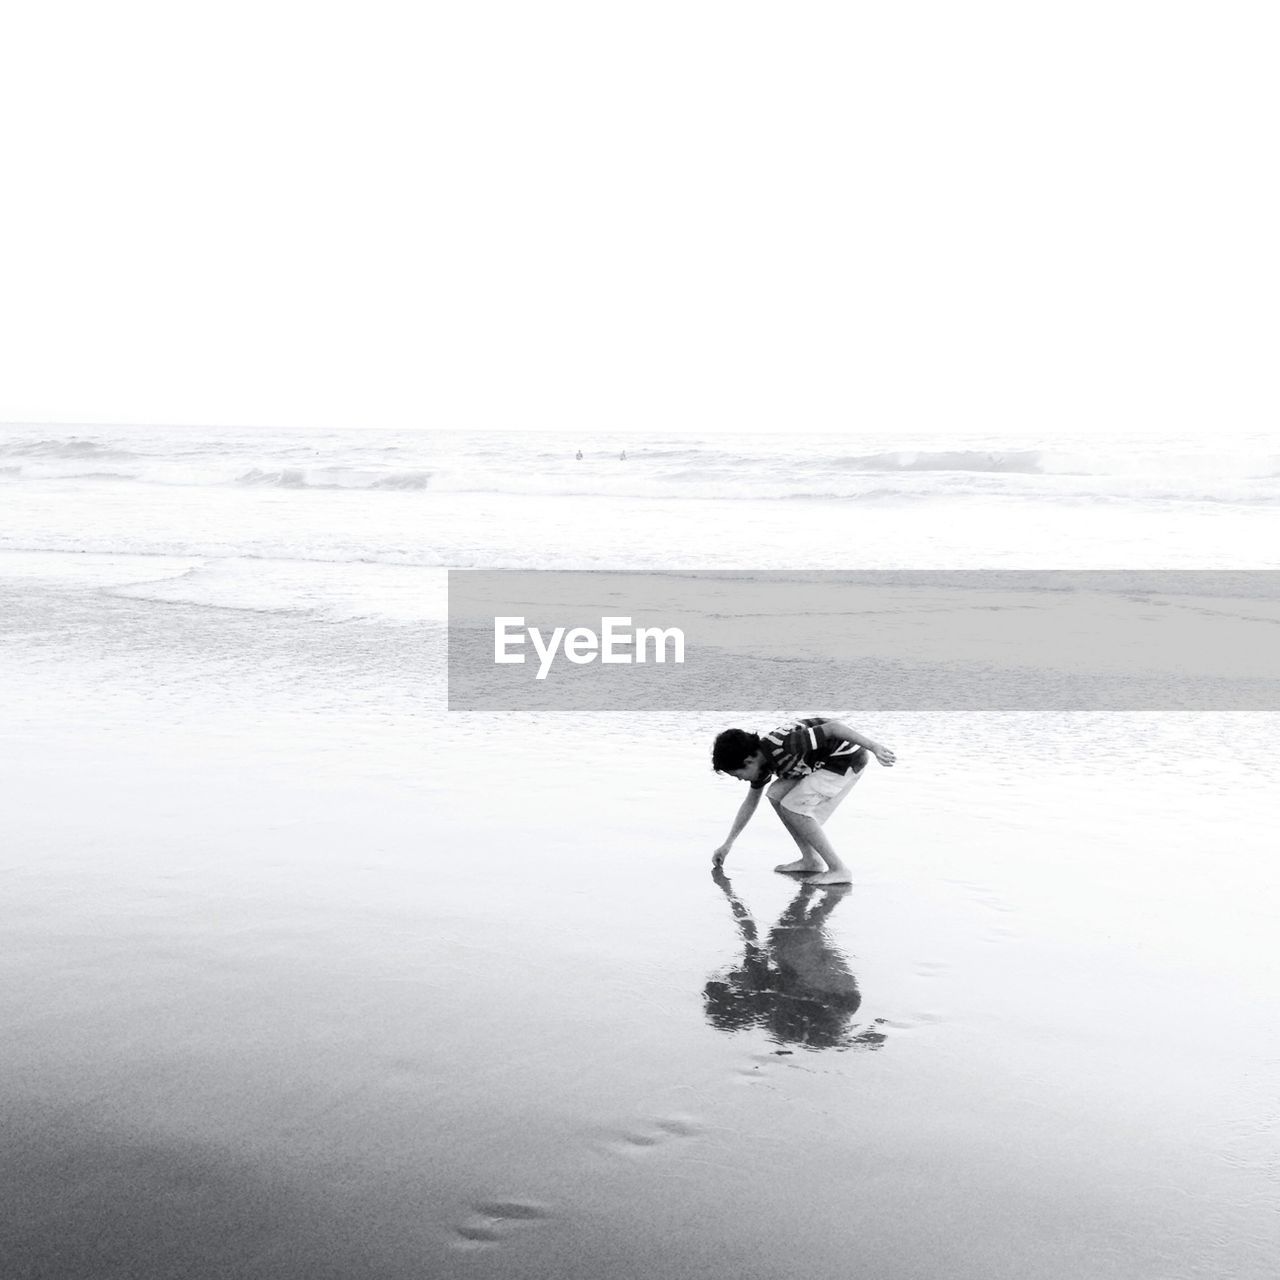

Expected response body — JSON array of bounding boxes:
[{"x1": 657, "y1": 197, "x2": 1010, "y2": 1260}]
[
  {"x1": 711, "y1": 716, "x2": 895, "y2": 884},
  {"x1": 619, "y1": 449, "x2": 627, "y2": 461},
  {"x1": 575, "y1": 449, "x2": 583, "y2": 460},
  {"x1": 704, "y1": 873, "x2": 886, "y2": 1051}
]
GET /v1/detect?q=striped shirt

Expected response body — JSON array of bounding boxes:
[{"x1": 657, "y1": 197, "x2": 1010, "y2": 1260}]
[{"x1": 750, "y1": 717, "x2": 868, "y2": 790}]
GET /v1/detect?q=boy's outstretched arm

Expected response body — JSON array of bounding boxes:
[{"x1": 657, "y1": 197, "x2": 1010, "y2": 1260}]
[
  {"x1": 712, "y1": 787, "x2": 763, "y2": 867},
  {"x1": 822, "y1": 720, "x2": 896, "y2": 767}
]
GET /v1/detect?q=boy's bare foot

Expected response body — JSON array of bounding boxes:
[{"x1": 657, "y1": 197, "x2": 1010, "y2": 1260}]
[
  {"x1": 808, "y1": 869, "x2": 853, "y2": 885},
  {"x1": 775, "y1": 859, "x2": 825, "y2": 874}
]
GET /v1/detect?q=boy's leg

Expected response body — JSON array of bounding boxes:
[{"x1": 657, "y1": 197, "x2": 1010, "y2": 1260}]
[
  {"x1": 766, "y1": 779, "x2": 825, "y2": 873},
  {"x1": 774, "y1": 770, "x2": 861, "y2": 884},
  {"x1": 776, "y1": 809, "x2": 851, "y2": 884}
]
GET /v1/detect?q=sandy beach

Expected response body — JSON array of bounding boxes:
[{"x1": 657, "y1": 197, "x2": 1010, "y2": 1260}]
[{"x1": 3, "y1": 429, "x2": 1279, "y2": 1278}]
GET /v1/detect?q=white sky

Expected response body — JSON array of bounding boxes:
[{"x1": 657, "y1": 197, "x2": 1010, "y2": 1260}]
[{"x1": 1, "y1": 2, "x2": 1276, "y2": 437}]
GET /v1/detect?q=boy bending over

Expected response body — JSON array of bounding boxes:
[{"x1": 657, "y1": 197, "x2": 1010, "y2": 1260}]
[{"x1": 711, "y1": 717, "x2": 895, "y2": 884}]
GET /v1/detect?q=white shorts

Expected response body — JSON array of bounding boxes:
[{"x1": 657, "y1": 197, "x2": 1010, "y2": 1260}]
[{"x1": 768, "y1": 767, "x2": 864, "y2": 824}]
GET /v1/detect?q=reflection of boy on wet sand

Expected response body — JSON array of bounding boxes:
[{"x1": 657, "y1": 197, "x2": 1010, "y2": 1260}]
[
  {"x1": 712, "y1": 716, "x2": 895, "y2": 884},
  {"x1": 705, "y1": 872, "x2": 885, "y2": 1051}
]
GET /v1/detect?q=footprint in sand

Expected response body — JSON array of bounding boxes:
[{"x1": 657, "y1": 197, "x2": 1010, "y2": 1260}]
[
  {"x1": 449, "y1": 1199, "x2": 554, "y2": 1250},
  {"x1": 982, "y1": 922, "x2": 1023, "y2": 943},
  {"x1": 602, "y1": 1113, "x2": 706, "y2": 1157}
]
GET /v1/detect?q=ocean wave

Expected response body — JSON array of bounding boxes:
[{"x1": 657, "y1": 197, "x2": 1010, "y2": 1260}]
[
  {"x1": 832, "y1": 450, "x2": 1046, "y2": 474},
  {"x1": 7, "y1": 459, "x2": 1276, "y2": 505},
  {"x1": 369, "y1": 471, "x2": 434, "y2": 490},
  {"x1": 0, "y1": 437, "x2": 139, "y2": 461},
  {"x1": 235, "y1": 467, "x2": 433, "y2": 490}
]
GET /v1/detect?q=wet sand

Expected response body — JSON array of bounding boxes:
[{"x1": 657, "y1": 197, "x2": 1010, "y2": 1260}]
[{"x1": 4, "y1": 655, "x2": 1278, "y2": 1278}]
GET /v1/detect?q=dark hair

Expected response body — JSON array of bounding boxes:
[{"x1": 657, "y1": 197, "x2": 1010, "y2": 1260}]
[{"x1": 712, "y1": 728, "x2": 760, "y2": 774}]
